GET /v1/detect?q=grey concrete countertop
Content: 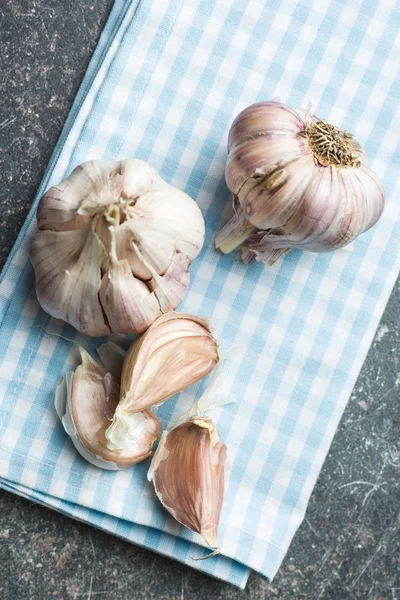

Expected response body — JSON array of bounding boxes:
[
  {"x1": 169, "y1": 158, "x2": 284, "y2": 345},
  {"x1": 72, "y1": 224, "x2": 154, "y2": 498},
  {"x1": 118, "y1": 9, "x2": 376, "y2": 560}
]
[{"x1": 0, "y1": 2, "x2": 399, "y2": 599}]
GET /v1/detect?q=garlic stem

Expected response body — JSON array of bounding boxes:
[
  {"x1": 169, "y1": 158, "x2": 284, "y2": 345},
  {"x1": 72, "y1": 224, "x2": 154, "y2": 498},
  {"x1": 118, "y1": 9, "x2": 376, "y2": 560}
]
[
  {"x1": 217, "y1": 223, "x2": 256, "y2": 254},
  {"x1": 214, "y1": 203, "x2": 256, "y2": 254}
]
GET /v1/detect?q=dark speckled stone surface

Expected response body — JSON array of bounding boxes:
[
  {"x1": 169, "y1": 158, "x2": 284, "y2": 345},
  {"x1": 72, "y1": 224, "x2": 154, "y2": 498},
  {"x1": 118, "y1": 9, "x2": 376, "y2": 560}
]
[{"x1": 0, "y1": 2, "x2": 399, "y2": 599}]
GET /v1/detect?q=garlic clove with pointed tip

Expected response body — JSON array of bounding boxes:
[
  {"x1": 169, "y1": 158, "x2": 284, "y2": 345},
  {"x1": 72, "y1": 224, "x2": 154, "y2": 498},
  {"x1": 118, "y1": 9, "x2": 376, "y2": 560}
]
[
  {"x1": 148, "y1": 353, "x2": 233, "y2": 552},
  {"x1": 148, "y1": 416, "x2": 227, "y2": 549},
  {"x1": 105, "y1": 312, "x2": 219, "y2": 449},
  {"x1": 55, "y1": 346, "x2": 161, "y2": 470},
  {"x1": 32, "y1": 225, "x2": 110, "y2": 336},
  {"x1": 98, "y1": 255, "x2": 163, "y2": 335},
  {"x1": 121, "y1": 312, "x2": 218, "y2": 410}
]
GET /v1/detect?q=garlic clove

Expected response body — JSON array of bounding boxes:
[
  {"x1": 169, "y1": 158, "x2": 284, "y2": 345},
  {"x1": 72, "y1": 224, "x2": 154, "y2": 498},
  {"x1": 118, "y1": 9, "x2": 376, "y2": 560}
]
[
  {"x1": 226, "y1": 134, "x2": 308, "y2": 197},
  {"x1": 123, "y1": 187, "x2": 205, "y2": 275},
  {"x1": 147, "y1": 351, "x2": 233, "y2": 550},
  {"x1": 227, "y1": 100, "x2": 305, "y2": 151},
  {"x1": 114, "y1": 227, "x2": 153, "y2": 281},
  {"x1": 37, "y1": 161, "x2": 117, "y2": 231},
  {"x1": 31, "y1": 225, "x2": 110, "y2": 336},
  {"x1": 238, "y1": 152, "x2": 315, "y2": 230},
  {"x1": 242, "y1": 166, "x2": 339, "y2": 257},
  {"x1": 99, "y1": 256, "x2": 162, "y2": 335},
  {"x1": 346, "y1": 164, "x2": 385, "y2": 233},
  {"x1": 148, "y1": 417, "x2": 227, "y2": 549},
  {"x1": 149, "y1": 249, "x2": 191, "y2": 313},
  {"x1": 56, "y1": 346, "x2": 161, "y2": 469},
  {"x1": 116, "y1": 312, "x2": 219, "y2": 415},
  {"x1": 125, "y1": 241, "x2": 193, "y2": 316}
]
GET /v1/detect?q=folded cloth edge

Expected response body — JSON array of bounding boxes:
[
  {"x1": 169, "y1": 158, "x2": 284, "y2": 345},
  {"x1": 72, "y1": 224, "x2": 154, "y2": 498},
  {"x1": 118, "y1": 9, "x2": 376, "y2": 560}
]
[
  {"x1": 0, "y1": 0, "x2": 253, "y2": 587},
  {"x1": 0, "y1": 476, "x2": 251, "y2": 589},
  {"x1": 0, "y1": 0, "x2": 135, "y2": 317}
]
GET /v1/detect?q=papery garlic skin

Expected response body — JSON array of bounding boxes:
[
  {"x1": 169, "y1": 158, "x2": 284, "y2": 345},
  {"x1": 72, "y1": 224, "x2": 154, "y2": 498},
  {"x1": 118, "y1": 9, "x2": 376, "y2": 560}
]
[
  {"x1": 148, "y1": 417, "x2": 227, "y2": 549},
  {"x1": 55, "y1": 346, "x2": 161, "y2": 470},
  {"x1": 105, "y1": 410, "x2": 157, "y2": 453},
  {"x1": 105, "y1": 312, "x2": 219, "y2": 449},
  {"x1": 120, "y1": 311, "x2": 219, "y2": 412},
  {"x1": 31, "y1": 159, "x2": 205, "y2": 336},
  {"x1": 215, "y1": 101, "x2": 385, "y2": 265},
  {"x1": 148, "y1": 354, "x2": 233, "y2": 551}
]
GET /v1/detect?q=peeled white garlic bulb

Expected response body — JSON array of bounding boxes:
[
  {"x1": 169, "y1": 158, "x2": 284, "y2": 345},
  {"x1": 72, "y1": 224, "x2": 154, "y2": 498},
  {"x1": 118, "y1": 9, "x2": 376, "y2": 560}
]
[
  {"x1": 106, "y1": 311, "x2": 219, "y2": 449},
  {"x1": 215, "y1": 101, "x2": 385, "y2": 264},
  {"x1": 55, "y1": 345, "x2": 161, "y2": 470},
  {"x1": 31, "y1": 159, "x2": 205, "y2": 336}
]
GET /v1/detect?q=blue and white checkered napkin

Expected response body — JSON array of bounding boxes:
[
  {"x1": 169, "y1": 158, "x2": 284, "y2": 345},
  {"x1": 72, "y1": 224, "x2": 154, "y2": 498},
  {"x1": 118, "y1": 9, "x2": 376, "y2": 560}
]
[{"x1": 1, "y1": 0, "x2": 400, "y2": 588}]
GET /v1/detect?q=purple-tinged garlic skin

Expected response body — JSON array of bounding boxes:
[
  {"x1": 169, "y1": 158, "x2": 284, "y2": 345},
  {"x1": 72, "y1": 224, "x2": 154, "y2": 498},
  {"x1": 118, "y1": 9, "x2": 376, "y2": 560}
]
[
  {"x1": 105, "y1": 311, "x2": 219, "y2": 448},
  {"x1": 148, "y1": 416, "x2": 227, "y2": 549},
  {"x1": 216, "y1": 101, "x2": 385, "y2": 264},
  {"x1": 31, "y1": 159, "x2": 205, "y2": 336},
  {"x1": 120, "y1": 311, "x2": 219, "y2": 413},
  {"x1": 55, "y1": 346, "x2": 161, "y2": 470}
]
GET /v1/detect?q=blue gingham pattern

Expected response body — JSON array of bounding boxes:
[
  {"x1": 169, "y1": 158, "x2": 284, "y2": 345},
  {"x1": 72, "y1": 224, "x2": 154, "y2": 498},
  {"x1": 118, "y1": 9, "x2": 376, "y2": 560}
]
[{"x1": 1, "y1": 0, "x2": 400, "y2": 588}]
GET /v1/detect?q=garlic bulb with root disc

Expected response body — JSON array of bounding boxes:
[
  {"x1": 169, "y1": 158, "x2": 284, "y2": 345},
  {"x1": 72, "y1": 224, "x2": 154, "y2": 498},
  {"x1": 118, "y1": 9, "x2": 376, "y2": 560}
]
[
  {"x1": 31, "y1": 159, "x2": 205, "y2": 336},
  {"x1": 215, "y1": 101, "x2": 385, "y2": 265},
  {"x1": 55, "y1": 345, "x2": 161, "y2": 470},
  {"x1": 106, "y1": 311, "x2": 219, "y2": 450}
]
